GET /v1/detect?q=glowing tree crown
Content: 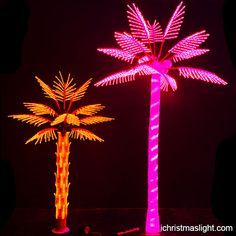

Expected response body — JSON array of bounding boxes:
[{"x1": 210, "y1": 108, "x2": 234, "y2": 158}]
[
  {"x1": 95, "y1": 1, "x2": 227, "y2": 88},
  {"x1": 9, "y1": 72, "x2": 114, "y2": 144}
]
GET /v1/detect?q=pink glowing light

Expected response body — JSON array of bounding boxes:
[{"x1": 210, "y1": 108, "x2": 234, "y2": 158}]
[
  {"x1": 163, "y1": 2, "x2": 185, "y2": 40},
  {"x1": 147, "y1": 20, "x2": 163, "y2": 43},
  {"x1": 95, "y1": 64, "x2": 158, "y2": 86},
  {"x1": 115, "y1": 32, "x2": 151, "y2": 54},
  {"x1": 172, "y1": 49, "x2": 209, "y2": 62},
  {"x1": 97, "y1": 48, "x2": 135, "y2": 63},
  {"x1": 178, "y1": 67, "x2": 227, "y2": 85},
  {"x1": 168, "y1": 30, "x2": 209, "y2": 53},
  {"x1": 117, "y1": 227, "x2": 140, "y2": 235},
  {"x1": 146, "y1": 71, "x2": 161, "y2": 233},
  {"x1": 95, "y1": 1, "x2": 227, "y2": 234}
]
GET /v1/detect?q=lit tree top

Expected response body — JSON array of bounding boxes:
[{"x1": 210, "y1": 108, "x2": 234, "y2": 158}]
[
  {"x1": 95, "y1": 1, "x2": 227, "y2": 89},
  {"x1": 9, "y1": 72, "x2": 114, "y2": 144}
]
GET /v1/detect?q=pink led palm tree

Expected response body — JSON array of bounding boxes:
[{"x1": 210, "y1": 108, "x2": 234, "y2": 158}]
[{"x1": 94, "y1": 1, "x2": 227, "y2": 234}]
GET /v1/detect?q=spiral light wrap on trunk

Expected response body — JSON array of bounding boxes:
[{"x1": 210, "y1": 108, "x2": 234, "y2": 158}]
[{"x1": 146, "y1": 72, "x2": 161, "y2": 233}]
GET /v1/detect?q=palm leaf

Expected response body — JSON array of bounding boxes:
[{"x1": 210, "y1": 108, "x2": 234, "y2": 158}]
[
  {"x1": 72, "y1": 104, "x2": 105, "y2": 116},
  {"x1": 53, "y1": 71, "x2": 76, "y2": 103},
  {"x1": 97, "y1": 48, "x2": 135, "y2": 63},
  {"x1": 94, "y1": 64, "x2": 158, "y2": 86},
  {"x1": 161, "y1": 74, "x2": 177, "y2": 91},
  {"x1": 172, "y1": 49, "x2": 209, "y2": 62},
  {"x1": 138, "y1": 55, "x2": 151, "y2": 64},
  {"x1": 51, "y1": 113, "x2": 80, "y2": 127},
  {"x1": 23, "y1": 102, "x2": 58, "y2": 116},
  {"x1": 25, "y1": 128, "x2": 57, "y2": 144},
  {"x1": 127, "y1": 3, "x2": 150, "y2": 43},
  {"x1": 160, "y1": 75, "x2": 168, "y2": 91},
  {"x1": 66, "y1": 114, "x2": 80, "y2": 126},
  {"x1": 177, "y1": 67, "x2": 227, "y2": 85},
  {"x1": 68, "y1": 79, "x2": 92, "y2": 105},
  {"x1": 8, "y1": 114, "x2": 51, "y2": 127},
  {"x1": 80, "y1": 116, "x2": 114, "y2": 125},
  {"x1": 163, "y1": 1, "x2": 185, "y2": 40},
  {"x1": 147, "y1": 20, "x2": 163, "y2": 43},
  {"x1": 168, "y1": 30, "x2": 209, "y2": 54},
  {"x1": 70, "y1": 128, "x2": 104, "y2": 142},
  {"x1": 35, "y1": 76, "x2": 60, "y2": 108},
  {"x1": 115, "y1": 32, "x2": 151, "y2": 55}
]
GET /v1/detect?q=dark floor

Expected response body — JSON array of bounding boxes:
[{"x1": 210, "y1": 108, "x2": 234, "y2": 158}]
[{"x1": 1, "y1": 208, "x2": 226, "y2": 236}]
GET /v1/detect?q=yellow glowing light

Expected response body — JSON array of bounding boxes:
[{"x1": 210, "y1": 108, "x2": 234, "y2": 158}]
[
  {"x1": 51, "y1": 113, "x2": 80, "y2": 127},
  {"x1": 8, "y1": 72, "x2": 114, "y2": 232},
  {"x1": 8, "y1": 114, "x2": 51, "y2": 127},
  {"x1": 80, "y1": 116, "x2": 114, "y2": 125},
  {"x1": 54, "y1": 132, "x2": 70, "y2": 221},
  {"x1": 69, "y1": 78, "x2": 92, "y2": 103},
  {"x1": 25, "y1": 128, "x2": 57, "y2": 144},
  {"x1": 70, "y1": 128, "x2": 104, "y2": 142},
  {"x1": 35, "y1": 76, "x2": 59, "y2": 105},
  {"x1": 62, "y1": 208, "x2": 65, "y2": 219},
  {"x1": 53, "y1": 72, "x2": 76, "y2": 103},
  {"x1": 23, "y1": 102, "x2": 58, "y2": 116},
  {"x1": 72, "y1": 104, "x2": 105, "y2": 115}
]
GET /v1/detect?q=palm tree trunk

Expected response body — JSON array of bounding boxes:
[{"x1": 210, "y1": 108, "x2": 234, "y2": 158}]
[
  {"x1": 145, "y1": 73, "x2": 161, "y2": 233},
  {"x1": 52, "y1": 132, "x2": 70, "y2": 234}
]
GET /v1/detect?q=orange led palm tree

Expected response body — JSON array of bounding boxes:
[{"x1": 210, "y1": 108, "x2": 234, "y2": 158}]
[{"x1": 9, "y1": 72, "x2": 113, "y2": 234}]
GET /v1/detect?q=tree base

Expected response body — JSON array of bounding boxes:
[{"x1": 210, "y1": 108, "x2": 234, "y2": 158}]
[
  {"x1": 145, "y1": 233, "x2": 162, "y2": 235},
  {"x1": 51, "y1": 227, "x2": 70, "y2": 234}
]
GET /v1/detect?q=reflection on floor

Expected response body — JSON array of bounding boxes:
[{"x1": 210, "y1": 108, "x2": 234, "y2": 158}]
[{"x1": 1, "y1": 208, "x2": 225, "y2": 236}]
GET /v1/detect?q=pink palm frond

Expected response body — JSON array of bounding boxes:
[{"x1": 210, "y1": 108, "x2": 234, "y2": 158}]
[
  {"x1": 147, "y1": 20, "x2": 163, "y2": 43},
  {"x1": 163, "y1": 1, "x2": 185, "y2": 40},
  {"x1": 138, "y1": 55, "x2": 152, "y2": 64},
  {"x1": 97, "y1": 48, "x2": 135, "y2": 63},
  {"x1": 160, "y1": 76, "x2": 168, "y2": 91},
  {"x1": 115, "y1": 32, "x2": 151, "y2": 55},
  {"x1": 161, "y1": 74, "x2": 177, "y2": 91},
  {"x1": 172, "y1": 49, "x2": 209, "y2": 62},
  {"x1": 168, "y1": 30, "x2": 209, "y2": 54},
  {"x1": 127, "y1": 3, "x2": 150, "y2": 42},
  {"x1": 95, "y1": 64, "x2": 158, "y2": 86},
  {"x1": 159, "y1": 74, "x2": 177, "y2": 92},
  {"x1": 177, "y1": 67, "x2": 227, "y2": 85}
]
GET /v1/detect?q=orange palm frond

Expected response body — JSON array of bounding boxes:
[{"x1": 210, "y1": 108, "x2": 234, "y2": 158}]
[
  {"x1": 23, "y1": 102, "x2": 58, "y2": 116},
  {"x1": 8, "y1": 114, "x2": 51, "y2": 127},
  {"x1": 25, "y1": 128, "x2": 58, "y2": 144},
  {"x1": 51, "y1": 113, "x2": 80, "y2": 126},
  {"x1": 35, "y1": 76, "x2": 60, "y2": 109},
  {"x1": 53, "y1": 71, "x2": 76, "y2": 104},
  {"x1": 68, "y1": 79, "x2": 92, "y2": 110},
  {"x1": 72, "y1": 104, "x2": 105, "y2": 116},
  {"x1": 80, "y1": 116, "x2": 114, "y2": 125},
  {"x1": 70, "y1": 128, "x2": 104, "y2": 142},
  {"x1": 66, "y1": 114, "x2": 80, "y2": 126}
]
